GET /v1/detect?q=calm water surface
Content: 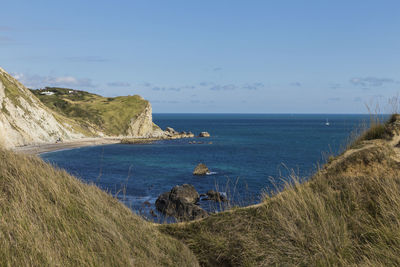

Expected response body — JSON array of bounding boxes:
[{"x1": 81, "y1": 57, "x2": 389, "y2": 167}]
[{"x1": 41, "y1": 114, "x2": 370, "y2": 221}]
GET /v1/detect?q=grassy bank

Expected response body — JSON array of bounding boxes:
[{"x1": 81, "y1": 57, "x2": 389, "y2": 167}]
[
  {"x1": 161, "y1": 115, "x2": 400, "y2": 266},
  {"x1": 0, "y1": 148, "x2": 198, "y2": 266}
]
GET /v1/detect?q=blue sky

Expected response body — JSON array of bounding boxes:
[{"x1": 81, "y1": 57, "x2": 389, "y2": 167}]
[{"x1": 1, "y1": 0, "x2": 400, "y2": 113}]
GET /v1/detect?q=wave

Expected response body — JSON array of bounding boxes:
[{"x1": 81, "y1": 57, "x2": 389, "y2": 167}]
[{"x1": 206, "y1": 171, "x2": 218, "y2": 175}]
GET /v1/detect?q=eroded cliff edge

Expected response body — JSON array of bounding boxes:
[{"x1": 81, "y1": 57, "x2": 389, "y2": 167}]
[{"x1": 0, "y1": 67, "x2": 84, "y2": 148}]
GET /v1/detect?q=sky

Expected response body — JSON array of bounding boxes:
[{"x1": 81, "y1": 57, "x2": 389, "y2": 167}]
[{"x1": 1, "y1": 0, "x2": 400, "y2": 113}]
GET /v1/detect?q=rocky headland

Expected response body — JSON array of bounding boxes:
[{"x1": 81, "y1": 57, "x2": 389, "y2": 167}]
[
  {"x1": 120, "y1": 127, "x2": 199, "y2": 144},
  {"x1": 0, "y1": 66, "x2": 208, "y2": 153}
]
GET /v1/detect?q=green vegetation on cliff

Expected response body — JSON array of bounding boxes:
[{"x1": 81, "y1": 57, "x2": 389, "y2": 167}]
[
  {"x1": 0, "y1": 147, "x2": 197, "y2": 266},
  {"x1": 0, "y1": 70, "x2": 34, "y2": 114},
  {"x1": 30, "y1": 87, "x2": 149, "y2": 136}
]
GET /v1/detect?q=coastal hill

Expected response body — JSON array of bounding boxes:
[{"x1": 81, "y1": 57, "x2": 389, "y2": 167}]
[
  {"x1": 0, "y1": 66, "x2": 165, "y2": 149},
  {"x1": 30, "y1": 87, "x2": 164, "y2": 137}
]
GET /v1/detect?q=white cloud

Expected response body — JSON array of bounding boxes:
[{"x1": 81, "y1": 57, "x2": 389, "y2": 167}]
[
  {"x1": 11, "y1": 72, "x2": 95, "y2": 88},
  {"x1": 350, "y1": 77, "x2": 395, "y2": 88},
  {"x1": 65, "y1": 56, "x2": 109, "y2": 62},
  {"x1": 107, "y1": 81, "x2": 131, "y2": 87}
]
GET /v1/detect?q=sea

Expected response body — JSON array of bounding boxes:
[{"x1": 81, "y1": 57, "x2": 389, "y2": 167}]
[{"x1": 41, "y1": 114, "x2": 371, "y2": 222}]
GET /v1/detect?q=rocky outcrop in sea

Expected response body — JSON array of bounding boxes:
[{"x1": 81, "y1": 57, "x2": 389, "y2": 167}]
[
  {"x1": 155, "y1": 184, "x2": 208, "y2": 221},
  {"x1": 193, "y1": 163, "x2": 210, "y2": 175},
  {"x1": 198, "y1": 131, "x2": 210, "y2": 137}
]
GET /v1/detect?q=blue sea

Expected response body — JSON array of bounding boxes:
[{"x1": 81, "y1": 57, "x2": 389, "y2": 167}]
[{"x1": 41, "y1": 114, "x2": 370, "y2": 221}]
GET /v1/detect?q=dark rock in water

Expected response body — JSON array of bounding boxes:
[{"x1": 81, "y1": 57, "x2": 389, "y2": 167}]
[
  {"x1": 193, "y1": 163, "x2": 209, "y2": 175},
  {"x1": 142, "y1": 201, "x2": 151, "y2": 207},
  {"x1": 199, "y1": 131, "x2": 210, "y2": 137},
  {"x1": 155, "y1": 184, "x2": 208, "y2": 221},
  {"x1": 169, "y1": 184, "x2": 199, "y2": 203},
  {"x1": 203, "y1": 190, "x2": 228, "y2": 202}
]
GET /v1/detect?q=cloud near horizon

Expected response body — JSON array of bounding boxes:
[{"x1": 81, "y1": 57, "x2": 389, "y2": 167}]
[
  {"x1": 65, "y1": 56, "x2": 109, "y2": 63},
  {"x1": 290, "y1": 82, "x2": 302, "y2": 87},
  {"x1": 210, "y1": 82, "x2": 264, "y2": 91},
  {"x1": 350, "y1": 77, "x2": 396, "y2": 88},
  {"x1": 0, "y1": 26, "x2": 13, "y2": 31},
  {"x1": 0, "y1": 36, "x2": 17, "y2": 45},
  {"x1": 329, "y1": 83, "x2": 341, "y2": 90},
  {"x1": 107, "y1": 81, "x2": 131, "y2": 87},
  {"x1": 152, "y1": 86, "x2": 181, "y2": 92},
  {"x1": 326, "y1": 97, "x2": 341, "y2": 103},
  {"x1": 11, "y1": 72, "x2": 96, "y2": 89}
]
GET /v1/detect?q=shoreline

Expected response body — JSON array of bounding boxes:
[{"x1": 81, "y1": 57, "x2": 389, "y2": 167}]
[
  {"x1": 13, "y1": 138, "x2": 122, "y2": 155},
  {"x1": 13, "y1": 130, "x2": 209, "y2": 155}
]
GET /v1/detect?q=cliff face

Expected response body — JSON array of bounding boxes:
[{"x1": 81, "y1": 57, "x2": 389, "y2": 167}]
[
  {"x1": 125, "y1": 103, "x2": 166, "y2": 138},
  {"x1": 0, "y1": 68, "x2": 84, "y2": 148},
  {"x1": 126, "y1": 102, "x2": 154, "y2": 137}
]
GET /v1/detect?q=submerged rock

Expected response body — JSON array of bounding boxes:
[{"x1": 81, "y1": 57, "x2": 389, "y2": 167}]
[
  {"x1": 193, "y1": 163, "x2": 209, "y2": 175},
  {"x1": 203, "y1": 190, "x2": 228, "y2": 202},
  {"x1": 155, "y1": 184, "x2": 208, "y2": 221},
  {"x1": 199, "y1": 131, "x2": 210, "y2": 138}
]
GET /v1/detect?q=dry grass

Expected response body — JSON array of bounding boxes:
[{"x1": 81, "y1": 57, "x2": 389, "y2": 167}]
[
  {"x1": 0, "y1": 148, "x2": 198, "y2": 266},
  {"x1": 349, "y1": 115, "x2": 396, "y2": 149},
  {"x1": 161, "y1": 116, "x2": 400, "y2": 266}
]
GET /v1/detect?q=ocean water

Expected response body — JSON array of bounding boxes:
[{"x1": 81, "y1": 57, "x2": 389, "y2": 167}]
[{"x1": 41, "y1": 114, "x2": 369, "y2": 221}]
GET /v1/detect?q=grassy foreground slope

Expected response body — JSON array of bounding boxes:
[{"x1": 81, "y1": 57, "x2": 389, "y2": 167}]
[
  {"x1": 30, "y1": 87, "x2": 149, "y2": 136},
  {"x1": 0, "y1": 148, "x2": 198, "y2": 266},
  {"x1": 162, "y1": 115, "x2": 400, "y2": 266}
]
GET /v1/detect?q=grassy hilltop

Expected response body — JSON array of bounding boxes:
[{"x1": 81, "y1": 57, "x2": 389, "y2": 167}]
[{"x1": 30, "y1": 87, "x2": 150, "y2": 136}]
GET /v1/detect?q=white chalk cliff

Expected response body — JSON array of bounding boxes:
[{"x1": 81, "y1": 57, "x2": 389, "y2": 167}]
[
  {"x1": 126, "y1": 102, "x2": 164, "y2": 137},
  {"x1": 0, "y1": 67, "x2": 85, "y2": 148},
  {"x1": 0, "y1": 66, "x2": 169, "y2": 148}
]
